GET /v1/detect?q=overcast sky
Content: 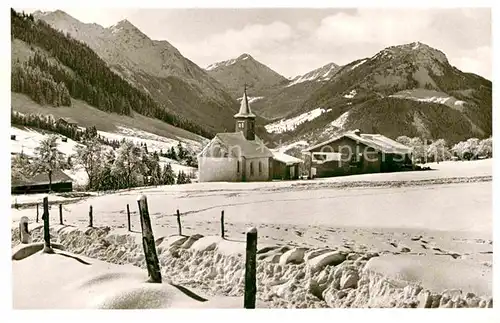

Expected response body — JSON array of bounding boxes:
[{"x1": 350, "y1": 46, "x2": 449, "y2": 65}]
[{"x1": 22, "y1": 8, "x2": 491, "y2": 79}]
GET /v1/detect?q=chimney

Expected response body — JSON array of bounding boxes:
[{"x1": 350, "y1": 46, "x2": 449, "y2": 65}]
[{"x1": 353, "y1": 129, "x2": 361, "y2": 137}]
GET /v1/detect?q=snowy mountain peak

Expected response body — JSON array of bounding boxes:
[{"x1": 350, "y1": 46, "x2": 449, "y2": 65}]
[
  {"x1": 237, "y1": 53, "x2": 253, "y2": 61},
  {"x1": 205, "y1": 53, "x2": 255, "y2": 71},
  {"x1": 111, "y1": 19, "x2": 136, "y2": 31},
  {"x1": 206, "y1": 53, "x2": 288, "y2": 97},
  {"x1": 109, "y1": 19, "x2": 147, "y2": 39}
]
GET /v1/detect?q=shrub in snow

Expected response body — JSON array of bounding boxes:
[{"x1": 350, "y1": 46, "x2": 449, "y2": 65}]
[{"x1": 451, "y1": 138, "x2": 482, "y2": 160}]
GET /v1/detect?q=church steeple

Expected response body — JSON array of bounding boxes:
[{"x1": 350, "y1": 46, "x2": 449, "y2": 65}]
[
  {"x1": 234, "y1": 85, "x2": 256, "y2": 140},
  {"x1": 234, "y1": 84, "x2": 256, "y2": 118}
]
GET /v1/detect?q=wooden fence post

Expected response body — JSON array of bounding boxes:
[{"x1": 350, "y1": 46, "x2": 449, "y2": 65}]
[
  {"x1": 36, "y1": 204, "x2": 39, "y2": 223},
  {"x1": 59, "y1": 204, "x2": 63, "y2": 225},
  {"x1": 88, "y1": 205, "x2": 93, "y2": 227},
  {"x1": 244, "y1": 227, "x2": 257, "y2": 309},
  {"x1": 221, "y1": 210, "x2": 225, "y2": 239},
  {"x1": 176, "y1": 209, "x2": 182, "y2": 236},
  {"x1": 127, "y1": 204, "x2": 131, "y2": 232},
  {"x1": 42, "y1": 197, "x2": 53, "y2": 253},
  {"x1": 137, "y1": 195, "x2": 162, "y2": 283}
]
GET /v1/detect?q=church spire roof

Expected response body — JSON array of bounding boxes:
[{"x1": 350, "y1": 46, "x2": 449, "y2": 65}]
[{"x1": 234, "y1": 85, "x2": 256, "y2": 118}]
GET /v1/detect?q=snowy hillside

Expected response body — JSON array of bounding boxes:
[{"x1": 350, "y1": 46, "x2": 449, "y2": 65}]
[
  {"x1": 265, "y1": 108, "x2": 331, "y2": 134},
  {"x1": 389, "y1": 89, "x2": 466, "y2": 111},
  {"x1": 11, "y1": 126, "x2": 83, "y2": 158},
  {"x1": 97, "y1": 126, "x2": 203, "y2": 154},
  {"x1": 266, "y1": 41, "x2": 491, "y2": 144},
  {"x1": 33, "y1": 10, "x2": 239, "y2": 135},
  {"x1": 287, "y1": 62, "x2": 341, "y2": 87},
  {"x1": 11, "y1": 126, "x2": 198, "y2": 187}
]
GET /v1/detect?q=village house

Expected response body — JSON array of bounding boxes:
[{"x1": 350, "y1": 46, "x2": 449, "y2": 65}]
[
  {"x1": 302, "y1": 130, "x2": 413, "y2": 178},
  {"x1": 197, "y1": 88, "x2": 274, "y2": 182},
  {"x1": 271, "y1": 151, "x2": 303, "y2": 180}
]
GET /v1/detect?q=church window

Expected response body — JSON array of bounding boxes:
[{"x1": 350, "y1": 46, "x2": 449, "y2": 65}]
[{"x1": 250, "y1": 162, "x2": 254, "y2": 175}]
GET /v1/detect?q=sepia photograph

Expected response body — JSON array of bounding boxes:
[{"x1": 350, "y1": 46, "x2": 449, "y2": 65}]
[{"x1": 6, "y1": 1, "x2": 495, "y2": 315}]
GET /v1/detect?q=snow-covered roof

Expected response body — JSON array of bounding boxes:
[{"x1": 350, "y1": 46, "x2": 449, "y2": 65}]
[
  {"x1": 304, "y1": 131, "x2": 413, "y2": 155},
  {"x1": 198, "y1": 132, "x2": 273, "y2": 159},
  {"x1": 272, "y1": 151, "x2": 303, "y2": 165},
  {"x1": 12, "y1": 169, "x2": 74, "y2": 187}
]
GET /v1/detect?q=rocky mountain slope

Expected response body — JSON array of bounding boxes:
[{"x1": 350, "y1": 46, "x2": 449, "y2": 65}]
[
  {"x1": 33, "y1": 10, "x2": 239, "y2": 135},
  {"x1": 266, "y1": 42, "x2": 492, "y2": 146},
  {"x1": 206, "y1": 53, "x2": 288, "y2": 99},
  {"x1": 205, "y1": 54, "x2": 343, "y2": 121},
  {"x1": 251, "y1": 62, "x2": 342, "y2": 120}
]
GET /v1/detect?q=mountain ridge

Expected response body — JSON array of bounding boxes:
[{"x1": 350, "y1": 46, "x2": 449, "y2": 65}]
[
  {"x1": 33, "y1": 10, "x2": 241, "y2": 135},
  {"x1": 268, "y1": 41, "x2": 491, "y2": 146}
]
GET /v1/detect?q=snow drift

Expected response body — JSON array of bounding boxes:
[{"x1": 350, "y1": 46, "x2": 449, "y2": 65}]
[{"x1": 11, "y1": 223, "x2": 493, "y2": 309}]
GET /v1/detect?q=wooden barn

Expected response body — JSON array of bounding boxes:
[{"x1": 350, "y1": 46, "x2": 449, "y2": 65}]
[
  {"x1": 271, "y1": 151, "x2": 303, "y2": 180},
  {"x1": 302, "y1": 130, "x2": 413, "y2": 178},
  {"x1": 12, "y1": 169, "x2": 74, "y2": 194},
  {"x1": 56, "y1": 117, "x2": 78, "y2": 128},
  {"x1": 198, "y1": 87, "x2": 274, "y2": 182}
]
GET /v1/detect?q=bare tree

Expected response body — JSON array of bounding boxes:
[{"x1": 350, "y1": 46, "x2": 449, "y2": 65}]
[{"x1": 32, "y1": 135, "x2": 67, "y2": 192}]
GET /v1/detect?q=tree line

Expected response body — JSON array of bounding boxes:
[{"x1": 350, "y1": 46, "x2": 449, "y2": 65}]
[
  {"x1": 11, "y1": 9, "x2": 214, "y2": 138},
  {"x1": 396, "y1": 136, "x2": 492, "y2": 163},
  {"x1": 12, "y1": 111, "x2": 121, "y2": 148}
]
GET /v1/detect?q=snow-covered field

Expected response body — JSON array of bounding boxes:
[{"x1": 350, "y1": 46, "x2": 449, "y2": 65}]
[
  {"x1": 389, "y1": 89, "x2": 466, "y2": 111},
  {"x1": 11, "y1": 126, "x2": 83, "y2": 158},
  {"x1": 265, "y1": 108, "x2": 331, "y2": 134},
  {"x1": 98, "y1": 126, "x2": 203, "y2": 153},
  {"x1": 10, "y1": 159, "x2": 493, "y2": 308}
]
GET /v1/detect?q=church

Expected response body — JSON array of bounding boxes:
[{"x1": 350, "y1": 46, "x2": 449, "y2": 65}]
[{"x1": 197, "y1": 87, "x2": 275, "y2": 182}]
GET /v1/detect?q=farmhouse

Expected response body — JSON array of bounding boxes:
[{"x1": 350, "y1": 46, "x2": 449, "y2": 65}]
[
  {"x1": 302, "y1": 130, "x2": 413, "y2": 178},
  {"x1": 198, "y1": 88, "x2": 274, "y2": 182},
  {"x1": 12, "y1": 169, "x2": 74, "y2": 194},
  {"x1": 271, "y1": 151, "x2": 303, "y2": 180},
  {"x1": 56, "y1": 117, "x2": 78, "y2": 128}
]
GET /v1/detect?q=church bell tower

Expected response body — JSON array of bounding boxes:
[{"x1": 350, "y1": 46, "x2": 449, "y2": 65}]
[{"x1": 234, "y1": 85, "x2": 256, "y2": 140}]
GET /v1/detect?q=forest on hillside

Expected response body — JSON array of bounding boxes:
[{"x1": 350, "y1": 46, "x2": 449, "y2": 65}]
[{"x1": 10, "y1": 9, "x2": 213, "y2": 138}]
